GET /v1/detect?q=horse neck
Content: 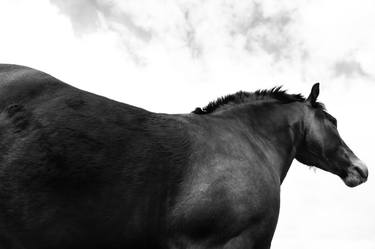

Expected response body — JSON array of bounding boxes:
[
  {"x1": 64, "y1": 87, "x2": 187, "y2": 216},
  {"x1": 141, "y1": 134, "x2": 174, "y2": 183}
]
[{"x1": 217, "y1": 101, "x2": 306, "y2": 184}]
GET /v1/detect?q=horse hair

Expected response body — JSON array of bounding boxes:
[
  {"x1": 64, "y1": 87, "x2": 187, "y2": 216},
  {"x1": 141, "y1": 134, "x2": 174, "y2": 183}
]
[{"x1": 192, "y1": 86, "x2": 326, "y2": 114}]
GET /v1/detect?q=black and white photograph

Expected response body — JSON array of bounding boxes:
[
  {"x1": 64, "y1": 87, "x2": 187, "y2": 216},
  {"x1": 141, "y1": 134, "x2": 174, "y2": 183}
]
[{"x1": 0, "y1": 0, "x2": 373, "y2": 248}]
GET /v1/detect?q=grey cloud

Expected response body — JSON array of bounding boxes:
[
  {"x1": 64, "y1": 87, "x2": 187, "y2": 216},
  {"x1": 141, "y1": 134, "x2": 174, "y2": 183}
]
[
  {"x1": 333, "y1": 60, "x2": 369, "y2": 78},
  {"x1": 182, "y1": 9, "x2": 202, "y2": 58},
  {"x1": 50, "y1": 0, "x2": 206, "y2": 61},
  {"x1": 249, "y1": 3, "x2": 292, "y2": 32},
  {"x1": 50, "y1": 0, "x2": 151, "y2": 42},
  {"x1": 50, "y1": 0, "x2": 100, "y2": 33},
  {"x1": 49, "y1": 0, "x2": 304, "y2": 63},
  {"x1": 233, "y1": 2, "x2": 297, "y2": 61}
]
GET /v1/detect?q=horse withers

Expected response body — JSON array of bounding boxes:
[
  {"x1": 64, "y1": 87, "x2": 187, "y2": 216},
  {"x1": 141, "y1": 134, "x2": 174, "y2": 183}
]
[{"x1": 0, "y1": 64, "x2": 368, "y2": 249}]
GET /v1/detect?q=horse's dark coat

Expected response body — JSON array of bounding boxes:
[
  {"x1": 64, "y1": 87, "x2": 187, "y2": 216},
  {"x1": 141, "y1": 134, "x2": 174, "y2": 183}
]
[{"x1": 0, "y1": 65, "x2": 368, "y2": 249}]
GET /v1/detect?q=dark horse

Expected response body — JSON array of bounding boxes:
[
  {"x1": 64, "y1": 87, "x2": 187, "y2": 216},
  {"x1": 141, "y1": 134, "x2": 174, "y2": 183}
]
[{"x1": 0, "y1": 64, "x2": 368, "y2": 249}]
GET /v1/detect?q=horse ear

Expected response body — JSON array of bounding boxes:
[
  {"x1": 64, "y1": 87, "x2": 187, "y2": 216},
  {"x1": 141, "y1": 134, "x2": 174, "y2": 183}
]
[{"x1": 306, "y1": 83, "x2": 319, "y2": 105}]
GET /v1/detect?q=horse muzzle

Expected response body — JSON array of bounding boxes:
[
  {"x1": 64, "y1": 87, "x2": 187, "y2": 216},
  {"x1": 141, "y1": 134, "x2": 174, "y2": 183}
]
[{"x1": 343, "y1": 159, "x2": 368, "y2": 187}]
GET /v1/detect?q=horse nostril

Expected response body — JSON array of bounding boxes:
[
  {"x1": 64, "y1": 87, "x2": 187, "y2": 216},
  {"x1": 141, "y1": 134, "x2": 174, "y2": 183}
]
[{"x1": 353, "y1": 165, "x2": 368, "y2": 179}]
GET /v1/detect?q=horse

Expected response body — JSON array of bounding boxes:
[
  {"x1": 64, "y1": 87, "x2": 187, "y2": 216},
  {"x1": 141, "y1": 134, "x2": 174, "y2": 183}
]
[{"x1": 0, "y1": 64, "x2": 368, "y2": 249}]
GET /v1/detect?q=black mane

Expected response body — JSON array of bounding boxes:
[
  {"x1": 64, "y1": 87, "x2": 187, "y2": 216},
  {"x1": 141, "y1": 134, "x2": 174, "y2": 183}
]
[{"x1": 193, "y1": 86, "x2": 324, "y2": 114}]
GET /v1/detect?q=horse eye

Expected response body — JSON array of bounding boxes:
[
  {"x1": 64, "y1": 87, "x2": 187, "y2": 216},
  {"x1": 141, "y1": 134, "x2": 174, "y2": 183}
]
[
  {"x1": 323, "y1": 112, "x2": 337, "y2": 127},
  {"x1": 330, "y1": 117, "x2": 337, "y2": 127}
]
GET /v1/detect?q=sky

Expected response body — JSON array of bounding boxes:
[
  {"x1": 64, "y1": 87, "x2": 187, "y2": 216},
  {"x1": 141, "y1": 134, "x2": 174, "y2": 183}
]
[{"x1": 0, "y1": 0, "x2": 374, "y2": 248}]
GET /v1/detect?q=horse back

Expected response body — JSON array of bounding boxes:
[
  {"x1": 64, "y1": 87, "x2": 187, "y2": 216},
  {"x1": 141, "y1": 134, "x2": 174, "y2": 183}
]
[{"x1": 0, "y1": 64, "x2": 191, "y2": 248}]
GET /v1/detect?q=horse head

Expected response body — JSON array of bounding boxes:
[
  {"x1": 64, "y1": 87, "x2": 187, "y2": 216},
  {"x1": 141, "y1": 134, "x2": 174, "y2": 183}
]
[{"x1": 296, "y1": 83, "x2": 368, "y2": 187}]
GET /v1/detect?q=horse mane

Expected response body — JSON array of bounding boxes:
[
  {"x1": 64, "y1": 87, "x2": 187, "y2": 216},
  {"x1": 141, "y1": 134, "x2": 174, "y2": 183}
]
[{"x1": 192, "y1": 86, "x2": 325, "y2": 114}]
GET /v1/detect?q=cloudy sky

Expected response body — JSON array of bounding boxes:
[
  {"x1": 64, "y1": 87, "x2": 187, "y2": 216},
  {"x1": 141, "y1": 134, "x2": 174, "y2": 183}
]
[{"x1": 0, "y1": 0, "x2": 374, "y2": 248}]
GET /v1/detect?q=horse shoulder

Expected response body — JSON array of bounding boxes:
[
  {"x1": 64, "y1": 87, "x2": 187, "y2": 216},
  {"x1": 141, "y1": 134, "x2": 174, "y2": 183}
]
[{"x1": 167, "y1": 118, "x2": 281, "y2": 247}]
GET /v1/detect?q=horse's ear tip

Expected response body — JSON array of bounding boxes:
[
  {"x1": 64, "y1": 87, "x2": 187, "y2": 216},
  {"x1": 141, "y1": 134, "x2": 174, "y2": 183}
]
[
  {"x1": 307, "y1": 82, "x2": 320, "y2": 104},
  {"x1": 311, "y1": 82, "x2": 320, "y2": 94}
]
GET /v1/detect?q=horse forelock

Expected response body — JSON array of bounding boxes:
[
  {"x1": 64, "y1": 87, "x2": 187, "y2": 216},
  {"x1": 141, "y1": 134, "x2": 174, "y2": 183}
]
[{"x1": 192, "y1": 86, "x2": 325, "y2": 114}]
